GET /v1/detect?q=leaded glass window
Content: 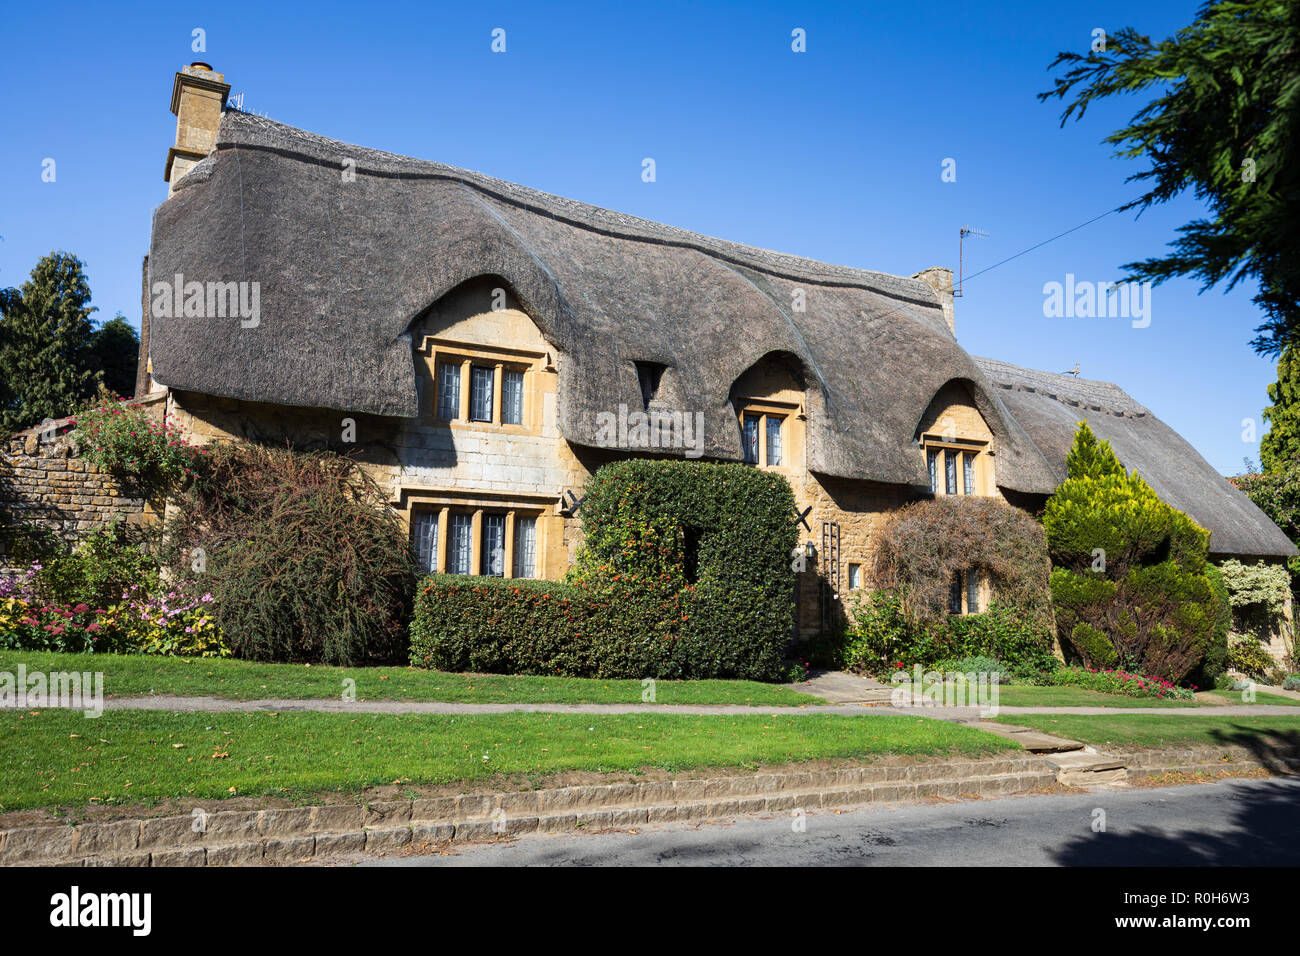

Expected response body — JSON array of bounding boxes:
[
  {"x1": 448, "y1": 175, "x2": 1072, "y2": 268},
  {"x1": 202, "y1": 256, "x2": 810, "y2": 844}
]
[
  {"x1": 513, "y1": 516, "x2": 537, "y2": 578},
  {"x1": 766, "y1": 416, "x2": 783, "y2": 466},
  {"x1": 447, "y1": 513, "x2": 473, "y2": 575},
  {"x1": 437, "y1": 362, "x2": 460, "y2": 420},
  {"x1": 412, "y1": 511, "x2": 439, "y2": 574},
  {"x1": 469, "y1": 365, "x2": 494, "y2": 422},
  {"x1": 502, "y1": 369, "x2": 524, "y2": 425},
  {"x1": 742, "y1": 414, "x2": 760, "y2": 464},
  {"x1": 480, "y1": 513, "x2": 505, "y2": 576}
]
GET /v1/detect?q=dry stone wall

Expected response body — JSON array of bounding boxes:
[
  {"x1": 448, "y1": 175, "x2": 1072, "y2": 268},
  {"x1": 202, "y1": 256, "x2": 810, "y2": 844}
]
[{"x1": 0, "y1": 422, "x2": 153, "y2": 573}]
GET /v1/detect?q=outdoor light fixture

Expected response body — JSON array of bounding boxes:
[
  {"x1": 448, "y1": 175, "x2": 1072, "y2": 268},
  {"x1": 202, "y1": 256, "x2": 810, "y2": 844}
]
[{"x1": 805, "y1": 541, "x2": 816, "y2": 560}]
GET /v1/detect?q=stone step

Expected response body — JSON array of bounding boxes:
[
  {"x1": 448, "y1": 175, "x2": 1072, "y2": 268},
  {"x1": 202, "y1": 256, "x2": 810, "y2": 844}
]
[
  {"x1": 1043, "y1": 749, "x2": 1129, "y2": 786},
  {"x1": 960, "y1": 720, "x2": 1085, "y2": 754}
]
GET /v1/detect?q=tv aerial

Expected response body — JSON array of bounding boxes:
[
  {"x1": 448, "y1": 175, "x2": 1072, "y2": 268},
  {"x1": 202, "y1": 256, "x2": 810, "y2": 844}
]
[{"x1": 956, "y1": 225, "x2": 989, "y2": 297}]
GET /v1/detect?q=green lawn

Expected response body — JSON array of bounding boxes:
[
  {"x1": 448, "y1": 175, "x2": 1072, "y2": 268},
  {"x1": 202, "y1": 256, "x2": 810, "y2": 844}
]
[
  {"x1": 896, "y1": 682, "x2": 1300, "y2": 709},
  {"x1": 994, "y1": 714, "x2": 1300, "y2": 749},
  {"x1": 1202, "y1": 690, "x2": 1300, "y2": 707},
  {"x1": 992, "y1": 685, "x2": 1201, "y2": 708},
  {"x1": 0, "y1": 709, "x2": 1015, "y2": 812},
  {"x1": 0, "y1": 650, "x2": 821, "y2": 707}
]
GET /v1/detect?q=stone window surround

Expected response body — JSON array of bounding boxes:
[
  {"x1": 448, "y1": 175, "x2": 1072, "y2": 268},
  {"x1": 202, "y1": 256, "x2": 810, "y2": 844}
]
[
  {"x1": 920, "y1": 432, "x2": 991, "y2": 497},
  {"x1": 417, "y1": 336, "x2": 548, "y2": 435},
  {"x1": 949, "y1": 567, "x2": 991, "y2": 615},
  {"x1": 402, "y1": 490, "x2": 552, "y2": 579},
  {"x1": 736, "y1": 398, "x2": 802, "y2": 472}
]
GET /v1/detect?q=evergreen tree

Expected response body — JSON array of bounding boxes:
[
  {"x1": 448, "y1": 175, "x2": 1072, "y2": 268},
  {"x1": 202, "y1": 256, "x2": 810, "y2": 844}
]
[
  {"x1": 1260, "y1": 346, "x2": 1300, "y2": 472},
  {"x1": 1064, "y1": 421, "x2": 1125, "y2": 480},
  {"x1": 1041, "y1": 1, "x2": 1300, "y2": 355},
  {"x1": 89, "y1": 313, "x2": 140, "y2": 399},
  {"x1": 1045, "y1": 422, "x2": 1226, "y2": 685},
  {"x1": 0, "y1": 252, "x2": 99, "y2": 433}
]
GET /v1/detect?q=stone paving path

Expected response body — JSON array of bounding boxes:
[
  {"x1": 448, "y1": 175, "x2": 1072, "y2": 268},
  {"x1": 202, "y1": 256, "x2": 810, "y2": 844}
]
[
  {"x1": 10, "y1": 694, "x2": 1300, "y2": 719},
  {"x1": 783, "y1": 670, "x2": 895, "y2": 704}
]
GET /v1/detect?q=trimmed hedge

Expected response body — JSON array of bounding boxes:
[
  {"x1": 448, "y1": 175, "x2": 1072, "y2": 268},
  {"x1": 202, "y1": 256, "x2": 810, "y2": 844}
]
[{"x1": 410, "y1": 460, "x2": 797, "y2": 681}]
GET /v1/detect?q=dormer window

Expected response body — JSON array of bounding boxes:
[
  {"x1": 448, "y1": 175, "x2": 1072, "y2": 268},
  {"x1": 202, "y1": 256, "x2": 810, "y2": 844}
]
[
  {"x1": 922, "y1": 434, "x2": 986, "y2": 496},
  {"x1": 427, "y1": 348, "x2": 533, "y2": 429},
  {"x1": 738, "y1": 403, "x2": 791, "y2": 469},
  {"x1": 635, "y1": 361, "x2": 666, "y2": 409}
]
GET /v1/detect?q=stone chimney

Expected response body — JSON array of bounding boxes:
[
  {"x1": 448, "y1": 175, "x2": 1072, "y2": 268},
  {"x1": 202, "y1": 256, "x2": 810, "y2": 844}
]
[
  {"x1": 164, "y1": 62, "x2": 229, "y2": 197},
  {"x1": 912, "y1": 266, "x2": 955, "y2": 337}
]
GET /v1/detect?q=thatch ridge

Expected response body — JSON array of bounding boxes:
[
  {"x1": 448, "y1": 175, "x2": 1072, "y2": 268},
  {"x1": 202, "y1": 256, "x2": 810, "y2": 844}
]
[{"x1": 975, "y1": 356, "x2": 1295, "y2": 558}]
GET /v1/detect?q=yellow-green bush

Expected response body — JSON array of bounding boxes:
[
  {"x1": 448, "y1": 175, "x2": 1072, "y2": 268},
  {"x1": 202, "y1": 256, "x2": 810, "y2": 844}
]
[{"x1": 1046, "y1": 422, "x2": 1227, "y2": 685}]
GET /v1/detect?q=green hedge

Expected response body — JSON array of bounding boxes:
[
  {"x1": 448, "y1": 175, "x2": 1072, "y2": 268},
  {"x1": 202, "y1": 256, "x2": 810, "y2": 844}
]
[{"x1": 410, "y1": 460, "x2": 797, "y2": 680}]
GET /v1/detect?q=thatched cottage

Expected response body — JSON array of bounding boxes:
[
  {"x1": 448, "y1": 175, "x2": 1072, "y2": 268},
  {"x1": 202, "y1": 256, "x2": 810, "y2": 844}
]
[{"x1": 138, "y1": 63, "x2": 1295, "y2": 647}]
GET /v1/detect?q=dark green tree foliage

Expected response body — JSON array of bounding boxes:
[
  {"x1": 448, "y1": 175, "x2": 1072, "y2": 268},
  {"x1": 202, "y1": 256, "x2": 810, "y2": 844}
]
[
  {"x1": 0, "y1": 252, "x2": 99, "y2": 433},
  {"x1": 1260, "y1": 345, "x2": 1300, "y2": 472},
  {"x1": 88, "y1": 314, "x2": 140, "y2": 399},
  {"x1": 1040, "y1": 1, "x2": 1300, "y2": 355},
  {"x1": 410, "y1": 460, "x2": 797, "y2": 681},
  {"x1": 1045, "y1": 422, "x2": 1227, "y2": 684}
]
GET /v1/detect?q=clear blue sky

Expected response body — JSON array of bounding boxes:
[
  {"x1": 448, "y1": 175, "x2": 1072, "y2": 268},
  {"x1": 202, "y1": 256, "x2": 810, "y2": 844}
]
[{"x1": 0, "y1": 0, "x2": 1276, "y2": 475}]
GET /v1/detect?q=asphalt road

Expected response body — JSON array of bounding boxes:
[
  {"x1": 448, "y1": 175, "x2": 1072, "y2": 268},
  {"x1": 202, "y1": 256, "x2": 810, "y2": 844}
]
[{"x1": 335, "y1": 776, "x2": 1300, "y2": 867}]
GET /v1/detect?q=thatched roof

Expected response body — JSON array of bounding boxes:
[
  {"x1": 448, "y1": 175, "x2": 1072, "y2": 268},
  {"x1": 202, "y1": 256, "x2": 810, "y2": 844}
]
[
  {"x1": 975, "y1": 357, "x2": 1296, "y2": 558},
  {"x1": 148, "y1": 111, "x2": 1058, "y2": 493},
  {"x1": 146, "y1": 111, "x2": 1293, "y2": 557}
]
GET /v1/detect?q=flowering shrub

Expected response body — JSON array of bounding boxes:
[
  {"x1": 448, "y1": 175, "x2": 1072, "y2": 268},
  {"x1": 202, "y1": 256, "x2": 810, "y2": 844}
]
[
  {"x1": 71, "y1": 395, "x2": 203, "y2": 487},
  {"x1": 1047, "y1": 665, "x2": 1197, "y2": 701},
  {"x1": 0, "y1": 563, "x2": 228, "y2": 658},
  {"x1": 0, "y1": 592, "x2": 123, "y2": 654},
  {"x1": 113, "y1": 582, "x2": 229, "y2": 658}
]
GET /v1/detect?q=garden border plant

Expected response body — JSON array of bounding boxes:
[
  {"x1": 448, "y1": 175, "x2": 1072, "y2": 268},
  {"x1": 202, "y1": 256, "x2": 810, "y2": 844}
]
[{"x1": 70, "y1": 389, "x2": 203, "y2": 490}]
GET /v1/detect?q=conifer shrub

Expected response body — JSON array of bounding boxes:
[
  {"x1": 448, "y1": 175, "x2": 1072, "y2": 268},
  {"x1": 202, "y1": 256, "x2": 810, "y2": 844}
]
[{"x1": 1045, "y1": 422, "x2": 1228, "y2": 685}]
